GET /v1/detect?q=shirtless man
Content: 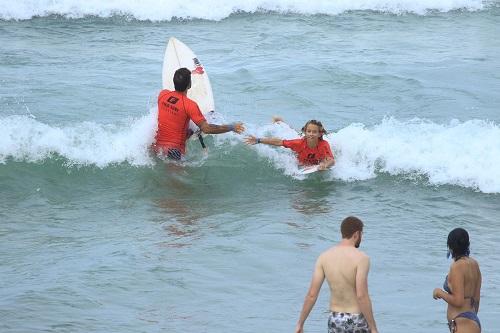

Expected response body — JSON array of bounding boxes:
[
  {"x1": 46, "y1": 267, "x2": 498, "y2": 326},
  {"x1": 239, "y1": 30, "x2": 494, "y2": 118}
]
[{"x1": 294, "y1": 216, "x2": 378, "y2": 333}]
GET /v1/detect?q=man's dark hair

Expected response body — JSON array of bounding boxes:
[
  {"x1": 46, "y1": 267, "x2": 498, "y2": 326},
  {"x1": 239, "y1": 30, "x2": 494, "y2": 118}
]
[
  {"x1": 173, "y1": 68, "x2": 191, "y2": 92},
  {"x1": 341, "y1": 216, "x2": 364, "y2": 239},
  {"x1": 447, "y1": 228, "x2": 470, "y2": 260}
]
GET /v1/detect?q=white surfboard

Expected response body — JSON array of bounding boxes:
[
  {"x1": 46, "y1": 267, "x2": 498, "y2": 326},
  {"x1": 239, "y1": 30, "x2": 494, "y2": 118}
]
[
  {"x1": 162, "y1": 37, "x2": 215, "y2": 133},
  {"x1": 299, "y1": 165, "x2": 320, "y2": 175}
]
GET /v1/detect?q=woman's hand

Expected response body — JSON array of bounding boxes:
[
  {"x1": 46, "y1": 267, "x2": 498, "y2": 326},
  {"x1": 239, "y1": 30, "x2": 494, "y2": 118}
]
[{"x1": 433, "y1": 288, "x2": 443, "y2": 300}]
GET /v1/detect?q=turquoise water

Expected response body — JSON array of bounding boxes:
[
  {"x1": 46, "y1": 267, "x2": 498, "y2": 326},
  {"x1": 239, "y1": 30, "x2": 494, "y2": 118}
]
[{"x1": 1, "y1": 2, "x2": 500, "y2": 332}]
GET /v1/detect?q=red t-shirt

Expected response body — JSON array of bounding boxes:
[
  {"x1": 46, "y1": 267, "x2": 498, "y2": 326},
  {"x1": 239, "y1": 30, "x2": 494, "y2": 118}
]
[
  {"x1": 282, "y1": 138, "x2": 334, "y2": 165},
  {"x1": 155, "y1": 90, "x2": 206, "y2": 154}
]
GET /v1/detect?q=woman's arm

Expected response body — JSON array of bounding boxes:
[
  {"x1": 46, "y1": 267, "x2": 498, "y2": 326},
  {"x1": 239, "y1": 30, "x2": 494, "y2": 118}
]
[
  {"x1": 474, "y1": 262, "x2": 482, "y2": 313},
  {"x1": 433, "y1": 263, "x2": 466, "y2": 307}
]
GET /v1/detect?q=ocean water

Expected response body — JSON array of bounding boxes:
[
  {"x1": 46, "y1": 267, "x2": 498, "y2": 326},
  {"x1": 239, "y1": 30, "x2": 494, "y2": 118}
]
[{"x1": 1, "y1": 1, "x2": 500, "y2": 332}]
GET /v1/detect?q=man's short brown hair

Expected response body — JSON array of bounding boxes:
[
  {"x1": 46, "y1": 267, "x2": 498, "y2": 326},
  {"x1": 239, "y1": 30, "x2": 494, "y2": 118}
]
[{"x1": 341, "y1": 216, "x2": 364, "y2": 239}]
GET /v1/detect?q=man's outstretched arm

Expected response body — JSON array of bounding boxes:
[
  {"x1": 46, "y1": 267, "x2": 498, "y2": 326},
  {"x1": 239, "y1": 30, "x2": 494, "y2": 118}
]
[{"x1": 198, "y1": 120, "x2": 245, "y2": 134}]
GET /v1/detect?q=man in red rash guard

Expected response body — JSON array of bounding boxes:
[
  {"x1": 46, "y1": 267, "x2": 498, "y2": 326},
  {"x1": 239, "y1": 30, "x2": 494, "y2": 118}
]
[
  {"x1": 244, "y1": 119, "x2": 335, "y2": 170},
  {"x1": 154, "y1": 67, "x2": 245, "y2": 160}
]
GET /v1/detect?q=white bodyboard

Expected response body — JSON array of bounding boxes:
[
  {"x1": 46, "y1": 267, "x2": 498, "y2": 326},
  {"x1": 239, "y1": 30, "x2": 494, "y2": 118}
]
[{"x1": 299, "y1": 165, "x2": 320, "y2": 175}]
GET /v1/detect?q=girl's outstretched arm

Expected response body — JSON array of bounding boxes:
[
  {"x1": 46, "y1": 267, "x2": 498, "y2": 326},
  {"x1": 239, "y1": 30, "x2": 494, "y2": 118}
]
[{"x1": 244, "y1": 135, "x2": 283, "y2": 146}]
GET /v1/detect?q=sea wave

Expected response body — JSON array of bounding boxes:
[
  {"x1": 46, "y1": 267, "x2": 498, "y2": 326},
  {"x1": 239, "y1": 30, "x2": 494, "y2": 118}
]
[
  {"x1": 0, "y1": 0, "x2": 488, "y2": 21},
  {"x1": 0, "y1": 111, "x2": 158, "y2": 168},
  {"x1": 1, "y1": 115, "x2": 499, "y2": 193},
  {"x1": 246, "y1": 118, "x2": 500, "y2": 193},
  {"x1": 331, "y1": 118, "x2": 500, "y2": 193}
]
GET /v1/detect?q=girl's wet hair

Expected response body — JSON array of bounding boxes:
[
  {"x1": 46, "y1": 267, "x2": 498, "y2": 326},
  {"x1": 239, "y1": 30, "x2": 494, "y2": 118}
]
[
  {"x1": 301, "y1": 120, "x2": 327, "y2": 139},
  {"x1": 447, "y1": 228, "x2": 470, "y2": 260}
]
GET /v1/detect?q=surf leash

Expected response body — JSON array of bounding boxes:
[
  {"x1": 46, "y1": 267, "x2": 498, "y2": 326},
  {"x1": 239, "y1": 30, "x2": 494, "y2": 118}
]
[{"x1": 197, "y1": 133, "x2": 206, "y2": 149}]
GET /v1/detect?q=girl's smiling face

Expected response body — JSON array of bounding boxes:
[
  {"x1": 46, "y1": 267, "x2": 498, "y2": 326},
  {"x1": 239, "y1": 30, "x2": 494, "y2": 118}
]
[
  {"x1": 304, "y1": 124, "x2": 323, "y2": 148},
  {"x1": 304, "y1": 123, "x2": 321, "y2": 145}
]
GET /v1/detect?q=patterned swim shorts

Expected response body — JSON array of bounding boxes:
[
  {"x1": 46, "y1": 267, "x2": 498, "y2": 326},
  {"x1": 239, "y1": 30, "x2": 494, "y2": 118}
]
[{"x1": 328, "y1": 312, "x2": 370, "y2": 333}]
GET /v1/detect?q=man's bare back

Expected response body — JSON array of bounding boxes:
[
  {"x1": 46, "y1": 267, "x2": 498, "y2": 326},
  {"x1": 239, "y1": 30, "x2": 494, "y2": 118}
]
[{"x1": 319, "y1": 245, "x2": 368, "y2": 313}]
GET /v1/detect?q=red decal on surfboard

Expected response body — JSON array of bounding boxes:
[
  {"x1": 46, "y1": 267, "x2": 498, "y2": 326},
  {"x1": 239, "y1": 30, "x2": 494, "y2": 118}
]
[
  {"x1": 192, "y1": 66, "x2": 204, "y2": 74},
  {"x1": 192, "y1": 58, "x2": 205, "y2": 74}
]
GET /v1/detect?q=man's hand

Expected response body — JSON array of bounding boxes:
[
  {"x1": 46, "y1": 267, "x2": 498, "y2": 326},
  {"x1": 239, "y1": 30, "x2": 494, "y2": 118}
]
[
  {"x1": 294, "y1": 323, "x2": 304, "y2": 333},
  {"x1": 232, "y1": 122, "x2": 245, "y2": 134}
]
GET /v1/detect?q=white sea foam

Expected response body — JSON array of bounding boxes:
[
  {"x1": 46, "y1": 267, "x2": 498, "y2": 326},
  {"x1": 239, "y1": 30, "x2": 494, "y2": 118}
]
[
  {"x1": 332, "y1": 118, "x2": 500, "y2": 193},
  {"x1": 0, "y1": 110, "x2": 158, "y2": 168},
  {"x1": 0, "y1": 0, "x2": 486, "y2": 21},
  {"x1": 1, "y1": 114, "x2": 499, "y2": 192},
  {"x1": 244, "y1": 121, "x2": 306, "y2": 177},
  {"x1": 249, "y1": 118, "x2": 500, "y2": 193}
]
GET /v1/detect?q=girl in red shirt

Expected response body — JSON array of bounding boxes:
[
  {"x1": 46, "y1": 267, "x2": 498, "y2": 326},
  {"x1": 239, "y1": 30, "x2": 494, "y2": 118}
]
[{"x1": 245, "y1": 118, "x2": 335, "y2": 171}]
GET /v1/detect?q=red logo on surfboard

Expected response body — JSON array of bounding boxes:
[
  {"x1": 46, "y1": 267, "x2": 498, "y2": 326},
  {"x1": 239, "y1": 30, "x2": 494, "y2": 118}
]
[
  {"x1": 192, "y1": 66, "x2": 204, "y2": 74},
  {"x1": 192, "y1": 58, "x2": 205, "y2": 74}
]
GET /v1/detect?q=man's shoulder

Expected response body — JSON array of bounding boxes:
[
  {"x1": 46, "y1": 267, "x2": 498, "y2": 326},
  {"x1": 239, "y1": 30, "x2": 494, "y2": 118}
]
[
  {"x1": 318, "y1": 245, "x2": 340, "y2": 260},
  {"x1": 158, "y1": 89, "x2": 175, "y2": 100},
  {"x1": 319, "y1": 246, "x2": 333, "y2": 256},
  {"x1": 159, "y1": 89, "x2": 173, "y2": 95},
  {"x1": 183, "y1": 95, "x2": 201, "y2": 109},
  {"x1": 361, "y1": 252, "x2": 371, "y2": 265},
  {"x1": 322, "y1": 246, "x2": 369, "y2": 262},
  {"x1": 353, "y1": 248, "x2": 369, "y2": 261}
]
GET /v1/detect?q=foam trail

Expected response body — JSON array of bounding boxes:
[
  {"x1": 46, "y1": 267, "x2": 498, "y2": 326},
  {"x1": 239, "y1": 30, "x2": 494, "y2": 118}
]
[
  {"x1": 0, "y1": 110, "x2": 158, "y2": 167},
  {"x1": 0, "y1": 0, "x2": 486, "y2": 21}
]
